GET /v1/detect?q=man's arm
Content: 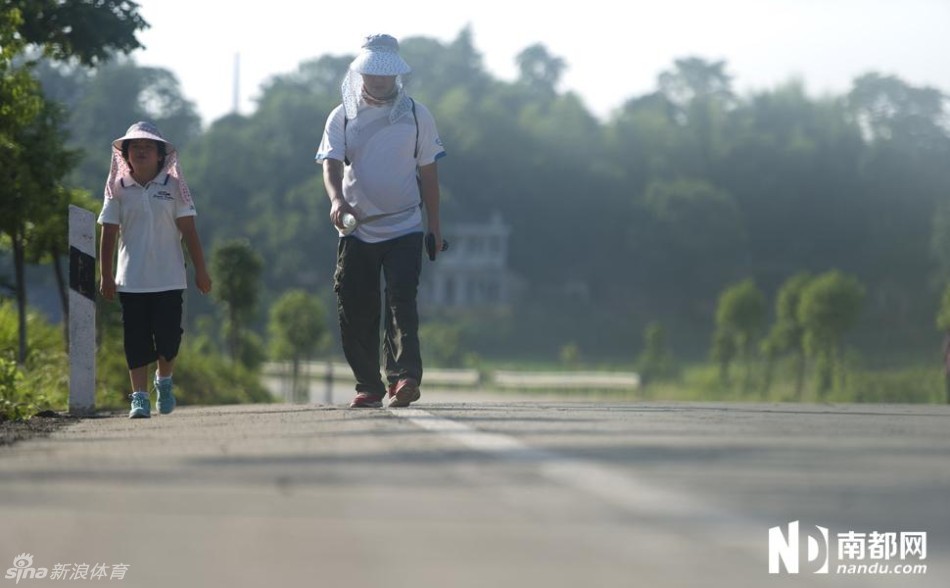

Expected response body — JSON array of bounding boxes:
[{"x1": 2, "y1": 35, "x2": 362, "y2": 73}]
[
  {"x1": 323, "y1": 159, "x2": 355, "y2": 229},
  {"x1": 418, "y1": 162, "x2": 442, "y2": 256}
]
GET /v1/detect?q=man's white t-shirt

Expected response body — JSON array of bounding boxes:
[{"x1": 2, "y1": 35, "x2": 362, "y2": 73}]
[
  {"x1": 98, "y1": 172, "x2": 196, "y2": 293},
  {"x1": 316, "y1": 99, "x2": 446, "y2": 243}
]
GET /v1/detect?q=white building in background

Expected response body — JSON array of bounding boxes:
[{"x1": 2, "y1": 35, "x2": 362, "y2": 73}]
[{"x1": 420, "y1": 212, "x2": 516, "y2": 310}]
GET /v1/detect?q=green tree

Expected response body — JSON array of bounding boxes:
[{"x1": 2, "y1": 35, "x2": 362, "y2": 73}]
[
  {"x1": 846, "y1": 73, "x2": 947, "y2": 145},
  {"x1": 714, "y1": 279, "x2": 766, "y2": 391},
  {"x1": 559, "y1": 342, "x2": 581, "y2": 367},
  {"x1": 0, "y1": 10, "x2": 45, "y2": 363},
  {"x1": 935, "y1": 283, "x2": 950, "y2": 404},
  {"x1": 931, "y1": 202, "x2": 950, "y2": 285},
  {"x1": 419, "y1": 321, "x2": 464, "y2": 368},
  {"x1": 798, "y1": 271, "x2": 865, "y2": 397},
  {"x1": 516, "y1": 43, "x2": 565, "y2": 97},
  {"x1": 269, "y1": 289, "x2": 329, "y2": 402},
  {"x1": 936, "y1": 283, "x2": 950, "y2": 333},
  {"x1": 35, "y1": 30, "x2": 950, "y2": 367},
  {"x1": 211, "y1": 240, "x2": 263, "y2": 365},
  {"x1": 710, "y1": 328, "x2": 738, "y2": 385},
  {"x1": 657, "y1": 57, "x2": 735, "y2": 174},
  {"x1": 715, "y1": 80, "x2": 863, "y2": 292},
  {"x1": 638, "y1": 179, "x2": 747, "y2": 321},
  {"x1": 636, "y1": 322, "x2": 675, "y2": 385},
  {"x1": 763, "y1": 273, "x2": 812, "y2": 398},
  {"x1": 402, "y1": 27, "x2": 491, "y2": 104},
  {"x1": 25, "y1": 186, "x2": 97, "y2": 349},
  {"x1": 0, "y1": 93, "x2": 75, "y2": 363},
  {"x1": 8, "y1": 0, "x2": 147, "y2": 65}
]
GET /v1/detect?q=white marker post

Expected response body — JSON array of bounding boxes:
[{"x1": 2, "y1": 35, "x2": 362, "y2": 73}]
[{"x1": 68, "y1": 205, "x2": 96, "y2": 415}]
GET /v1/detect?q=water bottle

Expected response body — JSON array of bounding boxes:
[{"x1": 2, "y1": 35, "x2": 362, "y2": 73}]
[{"x1": 340, "y1": 213, "x2": 357, "y2": 236}]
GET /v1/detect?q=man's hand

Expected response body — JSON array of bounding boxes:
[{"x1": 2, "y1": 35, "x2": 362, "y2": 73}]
[
  {"x1": 100, "y1": 274, "x2": 116, "y2": 301},
  {"x1": 329, "y1": 197, "x2": 357, "y2": 230}
]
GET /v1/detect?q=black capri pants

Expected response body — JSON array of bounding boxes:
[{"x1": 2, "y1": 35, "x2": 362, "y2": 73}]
[{"x1": 118, "y1": 290, "x2": 184, "y2": 370}]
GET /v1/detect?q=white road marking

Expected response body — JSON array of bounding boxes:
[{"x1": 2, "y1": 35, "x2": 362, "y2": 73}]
[
  {"x1": 390, "y1": 407, "x2": 728, "y2": 522},
  {"x1": 387, "y1": 408, "x2": 908, "y2": 588}
]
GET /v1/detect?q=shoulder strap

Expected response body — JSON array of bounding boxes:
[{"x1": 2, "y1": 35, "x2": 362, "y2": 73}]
[
  {"x1": 342, "y1": 100, "x2": 419, "y2": 166},
  {"x1": 411, "y1": 98, "x2": 419, "y2": 159},
  {"x1": 342, "y1": 108, "x2": 350, "y2": 166}
]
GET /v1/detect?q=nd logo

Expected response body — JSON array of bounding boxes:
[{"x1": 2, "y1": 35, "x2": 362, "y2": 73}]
[{"x1": 768, "y1": 520, "x2": 830, "y2": 574}]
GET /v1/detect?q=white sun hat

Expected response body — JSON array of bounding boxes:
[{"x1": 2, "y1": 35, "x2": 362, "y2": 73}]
[
  {"x1": 349, "y1": 34, "x2": 411, "y2": 76},
  {"x1": 342, "y1": 34, "x2": 413, "y2": 123}
]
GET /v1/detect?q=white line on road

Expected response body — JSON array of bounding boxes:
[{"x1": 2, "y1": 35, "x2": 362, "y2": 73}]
[{"x1": 389, "y1": 407, "x2": 731, "y2": 524}]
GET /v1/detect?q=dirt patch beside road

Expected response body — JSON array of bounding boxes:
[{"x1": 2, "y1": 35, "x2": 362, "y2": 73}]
[{"x1": 0, "y1": 411, "x2": 78, "y2": 447}]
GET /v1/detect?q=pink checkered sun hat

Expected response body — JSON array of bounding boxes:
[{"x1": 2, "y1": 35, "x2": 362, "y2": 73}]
[
  {"x1": 111, "y1": 121, "x2": 176, "y2": 153},
  {"x1": 104, "y1": 121, "x2": 192, "y2": 204}
]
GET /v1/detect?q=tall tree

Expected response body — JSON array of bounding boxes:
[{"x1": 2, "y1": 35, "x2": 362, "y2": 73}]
[
  {"x1": 763, "y1": 273, "x2": 812, "y2": 398},
  {"x1": 211, "y1": 239, "x2": 263, "y2": 364},
  {"x1": 8, "y1": 0, "x2": 148, "y2": 65},
  {"x1": 847, "y1": 73, "x2": 947, "y2": 146},
  {"x1": 658, "y1": 57, "x2": 735, "y2": 174},
  {"x1": 0, "y1": 19, "x2": 43, "y2": 362},
  {"x1": 516, "y1": 43, "x2": 565, "y2": 97},
  {"x1": 937, "y1": 283, "x2": 950, "y2": 404},
  {"x1": 26, "y1": 186, "x2": 98, "y2": 348},
  {"x1": 0, "y1": 88, "x2": 74, "y2": 362},
  {"x1": 713, "y1": 278, "x2": 766, "y2": 391},
  {"x1": 636, "y1": 178, "x2": 747, "y2": 321},
  {"x1": 269, "y1": 290, "x2": 328, "y2": 402},
  {"x1": 799, "y1": 271, "x2": 865, "y2": 397}
]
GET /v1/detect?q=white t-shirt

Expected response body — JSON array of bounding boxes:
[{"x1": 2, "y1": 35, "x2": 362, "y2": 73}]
[
  {"x1": 316, "y1": 99, "x2": 446, "y2": 243},
  {"x1": 97, "y1": 172, "x2": 197, "y2": 293}
]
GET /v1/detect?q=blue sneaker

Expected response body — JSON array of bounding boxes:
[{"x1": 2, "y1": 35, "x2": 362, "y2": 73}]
[
  {"x1": 155, "y1": 374, "x2": 176, "y2": 415},
  {"x1": 129, "y1": 392, "x2": 151, "y2": 419}
]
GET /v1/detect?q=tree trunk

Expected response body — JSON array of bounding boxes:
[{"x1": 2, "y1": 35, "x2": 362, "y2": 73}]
[
  {"x1": 794, "y1": 351, "x2": 806, "y2": 400},
  {"x1": 51, "y1": 247, "x2": 68, "y2": 351},
  {"x1": 13, "y1": 234, "x2": 28, "y2": 364},
  {"x1": 943, "y1": 331, "x2": 950, "y2": 404},
  {"x1": 228, "y1": 307, "x2": 240, "y2": 363},
  {"x1": 291, "y1": 357, "x2": 300, "y2": 403}
]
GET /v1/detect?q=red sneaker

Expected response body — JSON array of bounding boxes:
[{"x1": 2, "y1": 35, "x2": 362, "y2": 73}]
[
  {"x1": 387, "y1": 378, "x2": 420, "y2": 408},
  {"x1": 349, "y1": 391, "x2": 384, "y2": 408}
]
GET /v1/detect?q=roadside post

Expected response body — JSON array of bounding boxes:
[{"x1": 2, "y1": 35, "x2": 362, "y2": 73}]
[{"x1": 68, "y1": 205, "x2": 96, "y2": 415}]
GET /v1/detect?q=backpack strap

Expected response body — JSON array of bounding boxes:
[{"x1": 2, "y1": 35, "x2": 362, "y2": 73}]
[
  {"x1": 342, "y1": 99, "x2": 419, "y2": 166},
  {"x1": 411, "y1": 98, "x2": 419, "y2": 159}
]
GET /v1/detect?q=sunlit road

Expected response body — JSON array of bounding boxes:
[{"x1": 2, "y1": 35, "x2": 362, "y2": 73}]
[{"x1": 1, "y1": 387, "x2": 948, "y2": 587}]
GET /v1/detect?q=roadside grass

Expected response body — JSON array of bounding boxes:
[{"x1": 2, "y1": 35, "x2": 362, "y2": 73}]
[
  {"x1": 4, "y1": 297, "x2": 944, "y2": 421},
  {"x1": 469, "y1": 358, "x2": 946, "y2": 405},
  {"x1": 2, "y1": 300, "x2": 273, "y2": 420},
  {"x1": 0, "y1": 300, "x2": 68, "y2": 421}
]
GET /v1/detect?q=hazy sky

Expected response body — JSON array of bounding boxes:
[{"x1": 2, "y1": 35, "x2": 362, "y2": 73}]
[{"x1": 132, "y1": 0, "x2": 950, "y2": 126}]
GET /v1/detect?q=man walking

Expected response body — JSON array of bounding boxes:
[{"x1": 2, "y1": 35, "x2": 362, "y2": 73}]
[{"x1": 316, "y1": 34, "x2": 446, "y2": 408}]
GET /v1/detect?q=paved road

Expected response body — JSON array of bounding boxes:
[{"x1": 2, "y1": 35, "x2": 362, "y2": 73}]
[{"x1": 1, "y1": 389, "x2": 948, "y2": 588}]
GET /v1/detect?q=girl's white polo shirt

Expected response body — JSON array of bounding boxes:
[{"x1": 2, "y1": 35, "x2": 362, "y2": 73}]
[{"x1": 98, "y1": 172, "x2": 197, "y2": 293}]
